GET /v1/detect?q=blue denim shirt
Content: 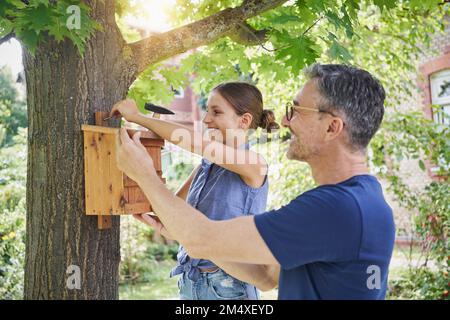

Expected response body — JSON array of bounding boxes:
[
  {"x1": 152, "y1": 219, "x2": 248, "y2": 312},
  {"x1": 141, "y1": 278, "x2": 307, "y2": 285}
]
[{"x1": 170, "y1": 149, "x2": 269, "y2": 281}]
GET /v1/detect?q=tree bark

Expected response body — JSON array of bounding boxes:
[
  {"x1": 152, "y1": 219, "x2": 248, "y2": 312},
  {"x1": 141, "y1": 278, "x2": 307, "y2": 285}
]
[{"x1": 23, "y1": 0, "x2": 135, "y2": 299}]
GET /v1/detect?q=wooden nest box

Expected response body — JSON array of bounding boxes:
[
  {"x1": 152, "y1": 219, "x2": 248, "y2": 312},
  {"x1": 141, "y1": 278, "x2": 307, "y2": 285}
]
[{"x1": 81, "y1": 112, "x2": 165, "y2": 229}]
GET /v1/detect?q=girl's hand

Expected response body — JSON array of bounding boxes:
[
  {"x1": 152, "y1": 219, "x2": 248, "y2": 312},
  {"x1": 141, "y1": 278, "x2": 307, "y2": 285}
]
[
  {"x1": 110, "y1": 99, "x2": 140, "y2": 121},
  {"x1": 133, "y1": 214, "x2": 175, "y2": 240}
]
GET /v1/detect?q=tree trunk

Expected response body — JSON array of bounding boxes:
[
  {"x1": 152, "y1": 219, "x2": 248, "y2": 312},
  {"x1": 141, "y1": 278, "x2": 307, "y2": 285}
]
[{"x1": 23, "y1": 1, "x2": 135, "y2": 299}]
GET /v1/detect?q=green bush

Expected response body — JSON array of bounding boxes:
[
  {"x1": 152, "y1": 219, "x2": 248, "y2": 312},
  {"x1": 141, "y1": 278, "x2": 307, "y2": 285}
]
[
  {"x1": 414, "y1": 181, "x2": 449, "y2": 270},
  {"x1": 0, "y1": 67, "x2": 27, "y2": 148},
  {"x1": 0, "y1": 129, "x2": 27, "y2": 300},
  {"x1": 146, "y1": 242, "x2": 179, "y2": 262},
  {"x1": 0, "y1": 205, "x2": 25, "y2": 300},
  {"x1": 120, "y1": 213, "x2": 179, "y2": 285},
  {"x1": 388, "y1": 267, "x2": 449, "y2": 300}
]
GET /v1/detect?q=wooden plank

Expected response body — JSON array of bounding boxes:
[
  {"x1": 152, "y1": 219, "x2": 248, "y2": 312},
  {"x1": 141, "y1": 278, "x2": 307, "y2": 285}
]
[
  {"x1": 123, "y1": 186, "x2": 149, "y2": 214},
  {"x1": 136, "y1": 187, "x2": 147, "y2": 203},
  {"x1": 84, "y1": 131, "x2": 96, "y2": 215},
  {"x1": 123, "y1": 175, "x2": 138, "y2": 187},
  {"x1": 128, "y1": 129, "x2": 163, "y2": 140},
  {"x1": 127, "y1": 186, "x2": 137, "y2": 206},
  {"x1": 98, "y1": 131, "x2": 112, "y2": 215},
  {"x1": 82, "y1": 124, "x2": 163, "y2": 140},
  {"x1": 123, "y1": 172, "x2": 164, "y2": 188},
  {"x1": 122, "y1": 176, "x2": 166, "y2": 214},
  {"x1": 98, "y1": 215, "x2": 112, "y2": 229},
  {"x1": 147, "y1": 147, "x2": 162, "y2": 171},
  {"x1": 85, "y1": 131, "x2": 103, "y2": 215},
  {"x1": 82, "y1": 124, "x2": 118, "y2": 135},
  {"x1": 123, "y1": 182, "x2": 130, "y2": 204},
  {"x1": 141, "y1": 137, "x2": 165, "y2": 147},
  {"x1": 95, "y1": 112, "x2": 112, "y2": 229},
  {"x1": 124, "y1": 202, "x2": 152, "y2": 215},
  {"x1": 107, "y1": 132, "x2": 125, "y2": 215}
]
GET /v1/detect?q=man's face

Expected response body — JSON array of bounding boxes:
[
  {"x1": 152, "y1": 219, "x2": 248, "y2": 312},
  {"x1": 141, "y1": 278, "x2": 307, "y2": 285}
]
[{"x1": 282, "y1": 79, "x2": 329, "y2": 162}]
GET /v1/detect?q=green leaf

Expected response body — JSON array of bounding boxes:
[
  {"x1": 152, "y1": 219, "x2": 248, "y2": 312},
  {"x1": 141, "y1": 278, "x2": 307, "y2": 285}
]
[
  {"x1": 322, "y1": 32, "x2": 352, "y2": 62},
  {"x1": 15, "y1": 28, "x2": 39, "y2": 53},
  {"x1": 373, "y1": 0, "x2": 398, "y2": 12},
  {"x1": 305, "y1": 0, "x2": 329, "y2": 11},
  {"x1": 324, "y1": 8, "x2": 355, "y2": 39},
  {"x1": 1, "y1": 0, "x2": 100, "y2": 56},
  {"x1": 419, "y1": 160, "x2": 426, "y2": 171},
  {"x1": 409, "y1": 0, "x2": 442, "y2": 11},
  {"x1": 270, "y1": 14, "x2": 302, "y2": 25},
  {"x1": 28, "y1": 4, "x2": 54, "y2": 33},
  {"x1": 275, "y1": 34, "x2": 321, "y2": 76},
  {"x1": 329, "y1": 39, "x2": 353, "y2": 62},
  {"x1": 0, "y1": 0, "x2": 26, "y2": 17}
]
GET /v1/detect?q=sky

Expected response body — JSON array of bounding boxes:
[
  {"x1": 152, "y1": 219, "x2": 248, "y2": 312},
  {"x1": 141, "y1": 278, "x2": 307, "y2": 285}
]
[
  {"x1": 0, "y1": 39, "x2": 23, "y2": 77},
  {"x1": 124, "y1": 0, "x2": 176, "y2": 33}
]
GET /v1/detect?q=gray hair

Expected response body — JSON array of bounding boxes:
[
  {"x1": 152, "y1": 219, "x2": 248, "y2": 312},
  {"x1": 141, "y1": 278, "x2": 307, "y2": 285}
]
[{"x1": 304, "y1": 64, "x2": 386, "y2": 150}]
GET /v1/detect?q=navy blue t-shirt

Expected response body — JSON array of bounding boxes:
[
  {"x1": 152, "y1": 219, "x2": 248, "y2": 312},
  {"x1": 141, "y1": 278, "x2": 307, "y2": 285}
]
[{"x1": 254, "y1": 175, "x2": 395, "y2": 300}]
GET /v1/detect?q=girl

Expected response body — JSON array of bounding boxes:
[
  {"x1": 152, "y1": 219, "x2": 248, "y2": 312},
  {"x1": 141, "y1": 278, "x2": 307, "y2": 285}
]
[{"x1": 111, "y1": 82, "x2": 279, "y2": 300}]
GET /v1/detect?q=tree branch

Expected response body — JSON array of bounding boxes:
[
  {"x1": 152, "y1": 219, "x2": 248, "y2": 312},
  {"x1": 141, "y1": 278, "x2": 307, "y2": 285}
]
[
  {"x1": 129, "y1": 0, "x2": 287, "y2": 75},
  {"x1": 228, "y1": 22, "x2": 269, "y2": 46},
  {"x1": 0, "y1": 32, "x2": 15, "y2": 46}
]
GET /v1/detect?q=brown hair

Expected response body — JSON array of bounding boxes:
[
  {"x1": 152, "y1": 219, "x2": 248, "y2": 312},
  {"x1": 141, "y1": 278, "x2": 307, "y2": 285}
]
[{"x1": 213, "y1": 82, "x2": 280, "y2": 133}]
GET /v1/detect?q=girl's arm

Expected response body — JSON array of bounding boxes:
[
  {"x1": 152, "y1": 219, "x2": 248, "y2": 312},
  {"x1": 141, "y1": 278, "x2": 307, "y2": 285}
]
[
  {"x1": 111, "y1": 100, "x2": 267, "y2": 188},
  {"x1": 175, "y1": 165, "x2": 200, "y2": 200}
]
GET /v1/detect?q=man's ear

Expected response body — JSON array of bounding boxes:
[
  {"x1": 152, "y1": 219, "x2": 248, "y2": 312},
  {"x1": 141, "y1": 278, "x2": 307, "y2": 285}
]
[
  {"x1": 325, "y1": 117, "x2": 345, "y2": 141},
  {"x1": 240, "y1": 113, "x2": 253, "y2": 129}
]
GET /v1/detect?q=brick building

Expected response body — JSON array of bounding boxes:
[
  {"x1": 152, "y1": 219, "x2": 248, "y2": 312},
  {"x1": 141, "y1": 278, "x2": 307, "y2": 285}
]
[{"x1": 383, "y1": 17, "x2": 449, "y2": 242}]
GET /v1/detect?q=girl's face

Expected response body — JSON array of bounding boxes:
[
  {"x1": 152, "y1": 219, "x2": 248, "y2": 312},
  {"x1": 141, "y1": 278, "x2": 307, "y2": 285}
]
[{"x1": 203, "y1": 91, "x2": 248, "y2": 144}]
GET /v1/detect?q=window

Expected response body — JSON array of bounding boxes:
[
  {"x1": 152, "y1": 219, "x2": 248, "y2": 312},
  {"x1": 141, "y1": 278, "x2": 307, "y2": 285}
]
[
  {"x1": 430, "y1": 69, "x2": 450, "y2": 125},
  {"x1": 418, "y1": 52, "x2": 450, "y2": 179}
]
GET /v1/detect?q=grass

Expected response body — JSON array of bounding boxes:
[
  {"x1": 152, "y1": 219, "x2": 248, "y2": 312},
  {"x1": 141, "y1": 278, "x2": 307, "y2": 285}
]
[{"x1": 120, "y1": 260, "x2": 179, "y2": 300}]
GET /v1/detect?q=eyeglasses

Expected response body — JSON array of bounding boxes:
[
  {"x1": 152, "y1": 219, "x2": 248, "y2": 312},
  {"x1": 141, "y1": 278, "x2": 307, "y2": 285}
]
[{"x1": 285, "y1": 102, "x2": 343, "y2": 126}]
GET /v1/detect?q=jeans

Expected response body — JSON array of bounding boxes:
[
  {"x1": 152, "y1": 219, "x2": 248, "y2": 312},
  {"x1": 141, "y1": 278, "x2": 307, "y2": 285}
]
[{"x1": 178, "y1": 269, "x2": 260, "y2": 300}]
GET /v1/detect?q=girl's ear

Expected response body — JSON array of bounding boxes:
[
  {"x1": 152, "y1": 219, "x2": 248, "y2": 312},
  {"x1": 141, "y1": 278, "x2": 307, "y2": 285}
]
[{"x1": 240, "y1": 113, "x2": 253, "y2": 130}]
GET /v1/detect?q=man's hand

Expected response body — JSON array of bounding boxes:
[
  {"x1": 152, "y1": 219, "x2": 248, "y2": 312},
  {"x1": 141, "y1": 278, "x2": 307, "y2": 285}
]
[
  {"x1": 116, "y1": 127, "x2": 156, "y2": 184},
  {"x1": 110, "y1": 99, "x2": 140, "y2": 121},
  {"x1": 133, "y1": 214, "x2": 175, "y2": 240}
]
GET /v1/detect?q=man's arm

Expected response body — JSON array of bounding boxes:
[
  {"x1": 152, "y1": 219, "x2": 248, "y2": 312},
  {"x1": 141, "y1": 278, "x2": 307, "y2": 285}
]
[
  {"x1": 138, "y1": 175, "x2": 278, "y2": 264},
  {"x1": 135, "y1": 212, "x2": 280, "y2": 291},
  {"x1": 117, "y1": 128, "x2": 278, "y2": 280}
]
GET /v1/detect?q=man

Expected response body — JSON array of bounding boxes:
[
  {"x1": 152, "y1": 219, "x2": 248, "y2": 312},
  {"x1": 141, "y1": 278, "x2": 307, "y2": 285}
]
[{"x1": 114, "y1": 64, "x2": 396, "y2": 300}]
